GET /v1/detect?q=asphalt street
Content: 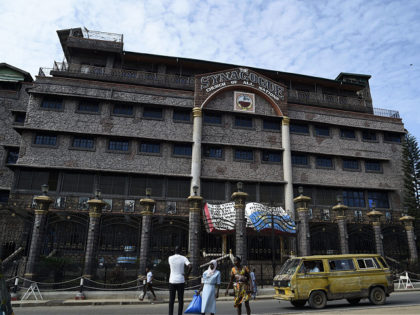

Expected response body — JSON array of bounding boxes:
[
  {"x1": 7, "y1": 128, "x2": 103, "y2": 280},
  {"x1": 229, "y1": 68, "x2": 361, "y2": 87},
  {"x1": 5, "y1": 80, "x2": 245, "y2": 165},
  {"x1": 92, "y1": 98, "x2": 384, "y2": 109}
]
[{"x1": 12, "y1": 291, "x2": 420, "y2": 315}]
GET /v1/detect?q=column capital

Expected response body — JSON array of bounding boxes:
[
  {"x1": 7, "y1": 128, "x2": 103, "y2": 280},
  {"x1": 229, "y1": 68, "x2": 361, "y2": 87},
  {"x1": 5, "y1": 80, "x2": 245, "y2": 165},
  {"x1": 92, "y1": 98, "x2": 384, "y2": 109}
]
[
  {"x1": 282, "y1": 116, "x2": 290, "y2": 125},
  {"x1": 231, "y1": 191, "x2": 248, "y2": 207},
  {"x1": 188, "y1": 195, "x2": 203, "y2": 212},
  {"x1": 140, "y1": 198, "x2": 155, "y2": 213},
  {"x1": 192, "y1": 107, "x2": 202, "y2": 117}
]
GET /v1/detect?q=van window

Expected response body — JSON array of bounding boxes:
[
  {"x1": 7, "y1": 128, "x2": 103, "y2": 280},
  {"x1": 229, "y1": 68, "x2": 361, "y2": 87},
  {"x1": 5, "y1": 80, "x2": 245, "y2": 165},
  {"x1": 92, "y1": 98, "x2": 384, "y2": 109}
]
[
  {"x1": 279, "y1": 259, "x2": 301, "y2": 275},
  {"x1": 377, "y1": 257, "x2": 389, "y2": 268},
  {"x1": 357, "y1": 258, "x2": 378, "y2": 269},
  {"x1": 329, "y1": 259, "x2": 355, "y2": 271},
  {"x1": 299, "y1": 260, "x2": 324, "y2": 273}
]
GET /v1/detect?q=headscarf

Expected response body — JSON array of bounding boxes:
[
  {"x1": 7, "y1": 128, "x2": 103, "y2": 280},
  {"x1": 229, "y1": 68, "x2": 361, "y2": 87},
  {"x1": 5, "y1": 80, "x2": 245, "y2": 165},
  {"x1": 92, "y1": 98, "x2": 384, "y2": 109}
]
[{"x1": 207, "y1": 259, "x2": 218, "y2": 277}]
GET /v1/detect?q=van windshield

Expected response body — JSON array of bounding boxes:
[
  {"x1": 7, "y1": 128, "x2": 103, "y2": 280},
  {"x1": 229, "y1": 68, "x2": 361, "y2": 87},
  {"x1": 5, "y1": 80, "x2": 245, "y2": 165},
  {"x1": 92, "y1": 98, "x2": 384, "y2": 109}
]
[{"x1": 279, "y1": 259, "x2": 301, "y2": 275}]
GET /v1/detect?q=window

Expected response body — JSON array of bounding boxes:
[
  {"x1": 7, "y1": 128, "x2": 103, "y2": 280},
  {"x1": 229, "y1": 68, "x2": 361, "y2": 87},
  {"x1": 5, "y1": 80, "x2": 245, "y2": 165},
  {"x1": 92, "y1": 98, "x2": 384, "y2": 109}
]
[
  {"x1": 260, "y1": 184, "x2": 284, "y2": 203},
  {"x1": 129, "y1": 175, "x2": 163, "y2": 197},
  {"x1": 203, "y1": 145, "x2": 223, "y2": 159},
  {"x1": 113, "y1": 104, "x2": 133, "y2": 116},
  {"x1": 343, "y1": 190, "x2": 365, "y2": 207},
  {"x1": 41, "y1": 97, "x2": 62, "y2": 110},
  {"x1": 315, "y1": 125, "x2": 330, "y2": 137},
  {"x1": 365, "y1": 160, "x2": 381, "y2": 172},
  {"x1": 290, "y1": 123, "x2": 309, "y2": 134},
  {"x1": 231, "y1": 182, "x2": 257, "y2": 201},
  {"x1": 34, "y1": 134, "x2": 57, "y2": 146},
  {"x1": 6, "y1": 148, "x2": 19, "y2": 164},
  {"x1": 99, "y1": 174, "x2": 126, "y2": 195},
  {"x1": 292, "y1": 153, "x2": 308, "y2": 166},
  {"x1": 263, "y1": 119, "x2": 280, "y2": 131},
  {"x1": 300, "y1": 260, "x2": 324, "y2": 273},
  {"x1": 315, "y1": 188, "x2": 339, "y2": 206},
  {"x1": 202, "y1": 180, "x2": 225, "y2": 201},
  {"x1": 234, "y1": 116, "x2": 253, "y2": 128},
  {"x1": 368, "y1": 191, "x2": 389, "y2": 208},
  {"x1": 362, "y1": 130, "x2": 377, "y2": 141},
  {"x1": 143, "y1": 106, "x2": 163, "y2": 119},
  {"x1": 0, "y1": 190, "x2": 9, "y2": 203},
  {"x1": 167, "y1": 177, "x2": 190, "y2": 198},
  {"x1": 13, "y1": 112, "x2": 26, "y2": 124},
  {"x1": 262, "y1": 150, "x2": 282, "y2": 163},
  {"x1": 173, "y1": 109, "x2": 190, "y2": 122},
  {"x1": 343, "y1": 159, "x2": 359, "y2": 170},
  {"x1": 72, "y1": 137, "x2": 94, "y2": 149},
  {"x1": 173, "y1": 144, "x2": 192, "y2": 156},
  {"x1": 316, "y1": 156, "x2": 333, "y2": 168},
  {"x1": 108, "y1": 140, "x2": 129, "y2": 152},
  {"x1": 234, "y1": 149, "x2": 253, "y2": 161},
  {"x1": 384, "y1": 132, "x2": 401, "y2": 143},
  {"x1": 140, "y1": 141, "x2": 160, "y2": 154},
  {"x1": 17, "y1": 170, "x2": 55, "y2": 191},
  {"x1": 77, "y1": 100, "x2": 99, "y2": 113},
  {"x1": 340, "y1": 128, "x2": 356, "y2": 139},
  {"x1": 61, "y1": 172, "x2": 94, "y2": 193},
  {"x1": 329, "y1": 259, "x2": 355, "y2": 271},
  {"x1": 203, "y1": 112, "x2": 222, "y2": 125},
  {"x1": 357, "y1": 258, "x2": 378, "y2": 269}
]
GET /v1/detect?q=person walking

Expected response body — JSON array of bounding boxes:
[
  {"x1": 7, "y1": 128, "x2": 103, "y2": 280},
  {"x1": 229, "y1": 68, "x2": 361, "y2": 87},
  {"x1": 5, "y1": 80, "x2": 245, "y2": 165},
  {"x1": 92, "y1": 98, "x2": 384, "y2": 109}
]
[
  {"x1": 0, "y1": 262, "x2": 14, "y2": 315},
  {"x1": 140, "y1": 266, "x2": 157, "y2": 301},
  {"x1": 225, "y1": 256, "x2": 252, "y2": 315},
  {"x1": 168, "y1": 246, "x2": 192, "y2": 315},
  {"x1": 197, "y1": 259, "x2": 220, "y2": 315},
  {"x1": 249, "y1": 268, "x2": 257, "y2": 300}
]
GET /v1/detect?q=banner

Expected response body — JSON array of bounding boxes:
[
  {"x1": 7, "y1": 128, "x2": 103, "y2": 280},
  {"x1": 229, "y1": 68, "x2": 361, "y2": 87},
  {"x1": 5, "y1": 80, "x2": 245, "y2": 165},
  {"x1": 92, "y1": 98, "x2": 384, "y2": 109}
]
[{"x1": 203, "y1": 202, "x2": 295, "y2": 234}]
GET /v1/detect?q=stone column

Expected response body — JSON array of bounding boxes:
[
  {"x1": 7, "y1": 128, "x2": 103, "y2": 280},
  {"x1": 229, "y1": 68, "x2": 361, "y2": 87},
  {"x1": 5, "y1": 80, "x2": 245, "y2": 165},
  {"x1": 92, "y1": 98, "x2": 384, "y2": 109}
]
[
  {"x1": 222, "y1": 235, "x2": 227, "y2": 255},
  {"x1": 400, "y1": 216, "x2": 418, "y2": 264},
  {"x1": 190, "y1": 107, "x2": 203, "y2": 196},
  {"x1": 232, "y1": 183, "x2": 248, "y2": 265},
  {"x1": 367, "y1": 207, "x2": 384, "y2": 256},
  {"x1": 332, "y1": 198, "x2": 349, "y2": 254},
  {"x1": 188, "y1": 190, "x2": 203, "y2": 277},
  {"x1": 83, "y1": 192, "x2": 106, "y2": 279},
  {"x1": 282, "y1": 116, "x2": 294, "y2": 219},
  {"x1": 138, "y1": 190, "x2": 155, "y2": 277},
  {"x1": 293, "y1": 187, "x2": 311, "y2": 256},
  {"x1": 24, "y1": 185, "x2": 53, "y2": 281}
]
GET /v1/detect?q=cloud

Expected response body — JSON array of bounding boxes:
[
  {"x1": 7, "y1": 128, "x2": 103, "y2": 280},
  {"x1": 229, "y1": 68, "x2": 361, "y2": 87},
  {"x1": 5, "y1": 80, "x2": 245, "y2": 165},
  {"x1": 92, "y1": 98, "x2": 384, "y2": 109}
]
[{"x1": 1, "y1": 0, "x2": 419, "y2": 136}]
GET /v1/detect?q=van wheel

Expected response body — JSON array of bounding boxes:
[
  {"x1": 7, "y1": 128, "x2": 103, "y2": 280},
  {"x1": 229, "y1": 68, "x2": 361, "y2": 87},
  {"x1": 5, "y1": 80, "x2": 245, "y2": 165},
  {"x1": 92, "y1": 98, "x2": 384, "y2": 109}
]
[
  {"x1": 291, "y1": 300, "x2": 306, "y2": 307},
  {"x1": 369, "y1": 287, "x2": 386, "y2": 305},
  {"x1": 347, "y1": 298, "x2": 361, "y2": 305},
  {"x1": 308, "y1": 290, "x2": 327, "y2": 309}
]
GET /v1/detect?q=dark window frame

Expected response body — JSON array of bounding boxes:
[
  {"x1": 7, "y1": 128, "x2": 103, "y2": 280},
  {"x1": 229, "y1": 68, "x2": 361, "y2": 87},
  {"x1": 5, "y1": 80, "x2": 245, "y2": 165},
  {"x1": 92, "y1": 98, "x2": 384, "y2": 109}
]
[
  {"x1": 143, "y1": 106, "x2": 163, "y2": 120},
  {"x1": 139, "y1": 141, "x2": 161, "y2": 155},
  {"x1": 234, "y1": 148, "x2": 254, "y2": 162},
  {"x1": 384, "y1": 132, "x2": 402, "y2": 143},
  {"x1": 6, "y1": 147, "x2": 19, "y2": 164},
  {"x1": 203, "y1": 112, "x2": 222, "y2": 125},
  {"x1": 203, "y1": 145, "x2": 224, "y2": 159},
  {"x1": 33, "y1": 134, "x2": 58, "y2": 147},
  {"x1": 234, "y1": 115, "x2": 253, "y2": 129},
  {"x1": 12, "y1": 111, "x2": 26, "y2": 124},
  {"x1": 76, "y1": 100, "x2": 100, "y2": 114},
  {"x1": 261, "y1": 150, "x2": 282, "y2": 163},
  {"x1": 343, "y1": 190, "x2": 365, "y2": 207},
  {"x1": 290, "y1": 123, "x2": 310, "y2": 135},
  {"x1": 292, "y1": 153, "x2": 309, "y2": 166},
  {"x1": 71, "y1": 136, "x2": 95, "y2": 150},
  {"x1": 340, "y1": 128, "x2": 356, "y2": 140},
  {"x1": 365, "y1": 160, "x2": 382, "y2": 173},
  {"x1": 173, "y1": 143, "x2": 192, "y2": 157},
  {"x1": 107, "y1": 139, "x2": 130, "y2": 153},
  {"x1": 362, "y1": 130, "x2": 377, "y2": 142},
  {"x1": 368, "y1": 190, "x2": 389, "y2": 209},
  {"x1": 342, "y1": 158, "x2": 360, "y2": 171},
  {"x1": 112, "y1": 103, "x2": 134, "y2": 117},
  {"x1": 314, "y1": 125, "x2": 330, "y2": 137},
  {"x1": 40, "y1": 96, "x2": 63, "y2": 111},
  {"x1": 173, "y1": 109, "x2": 191, "y2": 122},
  {"x1": 262, "y1": 119, "x2": 281, "y2": 131},
  {"x1": 315, "y1": 156, "x2": 334, "y2": 169}
]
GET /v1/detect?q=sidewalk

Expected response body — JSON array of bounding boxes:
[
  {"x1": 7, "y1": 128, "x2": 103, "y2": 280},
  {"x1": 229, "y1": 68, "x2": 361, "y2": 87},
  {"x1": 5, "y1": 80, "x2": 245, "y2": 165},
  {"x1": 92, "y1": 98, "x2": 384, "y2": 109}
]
[{"x1": 11, "y1": 284, "x2": 420, "y2": 308}]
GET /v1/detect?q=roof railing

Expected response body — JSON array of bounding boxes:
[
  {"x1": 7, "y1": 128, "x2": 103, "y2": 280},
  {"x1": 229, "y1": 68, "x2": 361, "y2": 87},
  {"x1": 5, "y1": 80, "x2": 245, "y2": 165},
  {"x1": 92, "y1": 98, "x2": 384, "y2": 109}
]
[
  {"x1": 373, "y1": 107, "x2": 400, "y2": 118},
  {"x1": 69, "y1": 28, "x2": 123, "y2": 43}
]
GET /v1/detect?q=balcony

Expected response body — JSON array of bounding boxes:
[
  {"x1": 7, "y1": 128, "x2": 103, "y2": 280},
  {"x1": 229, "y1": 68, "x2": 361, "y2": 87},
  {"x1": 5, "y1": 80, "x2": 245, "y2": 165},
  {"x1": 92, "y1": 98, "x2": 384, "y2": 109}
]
[
  {"x1": 373, "y1": 107, "x2": 400, "y2": 118},
  {"x1": 39, "y1": 62, "x2": 195, "y2": 90},
  {"x1": 65, "y1": 28, "x2": 123, "y2": 53}
]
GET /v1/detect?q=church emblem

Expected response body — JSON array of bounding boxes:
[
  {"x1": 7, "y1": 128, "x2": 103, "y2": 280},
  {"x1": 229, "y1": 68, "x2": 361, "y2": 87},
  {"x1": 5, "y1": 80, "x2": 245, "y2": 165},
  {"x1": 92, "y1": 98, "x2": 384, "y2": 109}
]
[{"x1": 234, "y1": 92, "x2": 255, "y2": 112}]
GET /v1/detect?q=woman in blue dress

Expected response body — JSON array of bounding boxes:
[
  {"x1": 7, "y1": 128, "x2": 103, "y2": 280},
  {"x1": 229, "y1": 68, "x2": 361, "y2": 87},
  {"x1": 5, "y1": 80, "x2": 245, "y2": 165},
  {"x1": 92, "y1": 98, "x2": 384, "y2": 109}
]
[{"x1": 198, "y1": 259, "x2": 221, "y2": 315}]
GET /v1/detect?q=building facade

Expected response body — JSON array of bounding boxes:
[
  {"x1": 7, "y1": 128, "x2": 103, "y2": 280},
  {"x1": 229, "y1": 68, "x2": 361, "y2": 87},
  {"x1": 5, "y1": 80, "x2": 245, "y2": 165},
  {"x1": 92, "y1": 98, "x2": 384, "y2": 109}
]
[{"x1": 1, "y1": 28, "x2": 415, "y2": 281}]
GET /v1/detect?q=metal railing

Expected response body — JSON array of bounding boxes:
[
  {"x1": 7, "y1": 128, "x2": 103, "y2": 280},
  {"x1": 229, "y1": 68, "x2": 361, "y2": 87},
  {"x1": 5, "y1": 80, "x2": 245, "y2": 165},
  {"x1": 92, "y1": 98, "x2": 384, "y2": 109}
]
[
  {"x1": 287, "y1": 89, "x2": 367, "y2": 108},
  {"x1": 69, "y1": 28, "x2": 123, "y2": 43},
  {"x1": 373, "y1": 107, "x2": 400, "y2": 118}
]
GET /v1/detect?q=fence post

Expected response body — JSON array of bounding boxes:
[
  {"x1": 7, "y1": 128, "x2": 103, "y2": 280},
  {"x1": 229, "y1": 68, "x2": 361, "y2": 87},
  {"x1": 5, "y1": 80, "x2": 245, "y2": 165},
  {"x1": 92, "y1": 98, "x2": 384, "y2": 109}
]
[{"x1": 75, "y1": 277, "x2": 85, "y2": 300}]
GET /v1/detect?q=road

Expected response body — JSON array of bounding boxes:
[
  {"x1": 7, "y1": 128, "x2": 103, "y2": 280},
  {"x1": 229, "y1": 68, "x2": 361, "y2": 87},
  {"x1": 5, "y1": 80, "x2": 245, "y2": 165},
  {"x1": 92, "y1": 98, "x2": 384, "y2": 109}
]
[{"x1": 13, "y1": 292, "x2": 420, "y2": 315}]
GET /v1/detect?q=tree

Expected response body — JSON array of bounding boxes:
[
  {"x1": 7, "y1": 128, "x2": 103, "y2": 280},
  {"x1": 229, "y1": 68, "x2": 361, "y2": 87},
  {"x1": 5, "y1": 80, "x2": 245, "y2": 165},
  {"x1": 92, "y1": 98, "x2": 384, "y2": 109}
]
[{"x1": 402, "y1": 132, "x2": 420, "y2": 217}]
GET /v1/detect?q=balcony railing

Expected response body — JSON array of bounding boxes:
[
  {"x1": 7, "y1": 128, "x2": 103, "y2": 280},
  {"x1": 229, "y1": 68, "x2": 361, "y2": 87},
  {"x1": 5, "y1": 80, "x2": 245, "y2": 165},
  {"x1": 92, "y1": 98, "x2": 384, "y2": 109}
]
[
  {"x1": 69, "y1": 28, "x2": 123, "y2": 43},
  {"x1": 287, "y1": 89, "x2": 367, "y2": 109},
  {"x1": 373, "y1": 107, "x2": 400, "y2": 118},
  {"x1": 39, "y1": 63, "x2": 195, "y2": 90}
]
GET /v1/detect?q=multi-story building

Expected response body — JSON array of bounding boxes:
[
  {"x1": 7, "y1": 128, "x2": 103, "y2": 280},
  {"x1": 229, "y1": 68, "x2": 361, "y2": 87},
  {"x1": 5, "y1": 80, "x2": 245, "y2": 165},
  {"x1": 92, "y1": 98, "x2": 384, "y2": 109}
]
[{"x1": 1, "y1": 28, "x2": 416, "y2": 281}]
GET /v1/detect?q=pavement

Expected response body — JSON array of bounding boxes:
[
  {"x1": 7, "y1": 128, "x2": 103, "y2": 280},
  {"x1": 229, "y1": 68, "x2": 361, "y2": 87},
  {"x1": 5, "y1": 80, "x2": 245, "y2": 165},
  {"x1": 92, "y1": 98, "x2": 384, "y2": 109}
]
[{"x1": 10, "y1": 283, "x2": 420, "y2": 308}]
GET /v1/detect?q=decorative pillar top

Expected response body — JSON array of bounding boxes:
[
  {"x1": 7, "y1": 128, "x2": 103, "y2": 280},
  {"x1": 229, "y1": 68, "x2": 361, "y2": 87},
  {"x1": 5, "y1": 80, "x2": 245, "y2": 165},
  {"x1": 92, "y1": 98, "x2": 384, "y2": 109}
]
[
  {"x1": 332, "y1": 196, "x2": 348, "y2": 219},
  {"x1": 33, "y1": 195, "x2": 53, "y2": 212},
  {"x1": 293, "y1": 186, "x2": 311, "y2": 211},
  {"x1": 87, "y1": 198, "x2": 106, "y2": 217},
  {"x1": 282, "y1": 116, "x2": 290, "y2": 126},
  {"x1": 188, "y1": 195, "x2": 204, "y2": 212},
  {"x1": 192, "y1": 107, "x2": 202, "y2": 117},
  {"x1": 140, "y1": 197, "x2": 155, "y2": 216},
  {"x1": 231, "y1": 191, "x2": 248, "y2": 206},
  {"x1": 400, "y1": 215, "x2": 415, "y2": 227},
  {"x1": 367, "y1": 210, "x2": 383, "y2": 223}
]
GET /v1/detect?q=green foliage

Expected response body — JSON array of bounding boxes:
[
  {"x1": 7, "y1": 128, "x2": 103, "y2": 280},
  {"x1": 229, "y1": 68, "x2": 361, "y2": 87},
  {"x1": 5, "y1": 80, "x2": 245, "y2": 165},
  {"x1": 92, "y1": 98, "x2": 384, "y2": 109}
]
[{"x1": 402, "y1": 132, "x2": 420, "y2": 217}]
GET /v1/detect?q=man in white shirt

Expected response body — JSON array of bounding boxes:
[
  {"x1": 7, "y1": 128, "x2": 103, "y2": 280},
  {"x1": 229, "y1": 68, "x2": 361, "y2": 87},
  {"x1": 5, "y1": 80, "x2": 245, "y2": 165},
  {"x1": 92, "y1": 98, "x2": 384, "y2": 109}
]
[
  {"x1": 168, "y1": 246, "x2": 192, "y2": 315},
  {"x1": 139, "y1": 266, "x2": 156, "y2": 301}
]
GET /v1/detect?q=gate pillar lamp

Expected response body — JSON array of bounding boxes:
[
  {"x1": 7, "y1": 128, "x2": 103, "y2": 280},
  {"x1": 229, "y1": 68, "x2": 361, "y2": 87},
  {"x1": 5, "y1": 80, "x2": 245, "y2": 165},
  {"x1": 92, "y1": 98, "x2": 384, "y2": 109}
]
[
  {"x1": 24, "y1": 184, "x2": 53, "y2": 282},
  {"x1": 138, "y1": 188, "x2": 155, "y2": 279},
  {"x1": 232, "y1": 182, "x2": 248, "y2": 265},
  {"x1": 293, "y1": 186, "x2": 311, "y2": 257},
  {"x1": 399, "y1": 215, "x2": 418, "y2": 265},
  {"x1": 367, "y1": 202, "x2": 384, "y2": 256},
  {"x1": 188, "y1": 185, "x2": 203, "y2": 277},
  {"x1": 332, "y1": 195, "x2": 349, "y2": 254}
]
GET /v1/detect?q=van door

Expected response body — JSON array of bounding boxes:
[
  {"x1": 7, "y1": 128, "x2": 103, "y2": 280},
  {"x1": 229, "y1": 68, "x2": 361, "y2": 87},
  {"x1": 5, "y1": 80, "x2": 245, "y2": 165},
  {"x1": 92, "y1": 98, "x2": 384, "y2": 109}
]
[
  {"x1": 327, "y1": 258, "x2": 360, "y2": 299},
  {"x1": 295, "y1": 260, "x2": 328, "y2": 300}
]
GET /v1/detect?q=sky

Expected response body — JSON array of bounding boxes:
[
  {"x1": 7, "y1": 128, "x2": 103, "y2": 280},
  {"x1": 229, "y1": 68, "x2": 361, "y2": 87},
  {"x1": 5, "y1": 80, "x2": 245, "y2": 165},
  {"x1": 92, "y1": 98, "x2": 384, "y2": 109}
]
[{"x1": 1, "y1": 0, "x2": 419, "y2": 138}]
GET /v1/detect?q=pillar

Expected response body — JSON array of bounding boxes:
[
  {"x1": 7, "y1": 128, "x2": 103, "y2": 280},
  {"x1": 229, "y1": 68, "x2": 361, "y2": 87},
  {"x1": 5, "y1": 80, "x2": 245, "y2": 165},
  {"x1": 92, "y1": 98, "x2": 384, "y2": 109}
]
[
  {"x1": 222, "y1": 235, "x2": 227, "y2": 254},
  {"x1": 367, "y1": 207, "x2": 384, "y2": 256},
  {"x1": 332, "y1": 197, "x2": 349, "y2": 254},
  {"x1": 232, "y1": 183, "x2": 248, "y2": 265},
  {"x1": 400, "y1": 216, "x2": 418, "y2": 264},
  {"x1": 293, "y1": 187, "x2": 311, "y2": 256},
  {"x1": 190, "y1": 107, "x2": 202, "y2": 196},
  {"x1": 24, "y1": 185, "x2": 53, "y2": 281},
  {"x1": 138, "y1": 190, "x2": 155, "y2": 277},
  {"x1": 282, "y1": 117, "x2": 294, "y2": 219},
  {"x1": 83, "y1": 192, "x2": 106, "y2": 279},
  {"x1": 188, "y1": 190, "x2": 203, "y2": 277}
]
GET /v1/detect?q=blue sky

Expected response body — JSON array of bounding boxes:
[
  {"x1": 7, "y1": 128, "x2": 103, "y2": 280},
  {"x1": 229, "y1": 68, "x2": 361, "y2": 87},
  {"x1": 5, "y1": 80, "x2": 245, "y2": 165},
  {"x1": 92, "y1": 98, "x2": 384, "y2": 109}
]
[{"x1": 1, "y1": 0, "x2": 419, "y2": 138}]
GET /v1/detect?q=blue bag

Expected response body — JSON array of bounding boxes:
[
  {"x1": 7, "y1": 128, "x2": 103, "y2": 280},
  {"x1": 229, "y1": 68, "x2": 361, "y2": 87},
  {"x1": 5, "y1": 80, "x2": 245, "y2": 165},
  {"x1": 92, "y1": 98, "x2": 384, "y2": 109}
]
[{"x1": 184, "y1": 291, "x2": 202, "y2": 314}]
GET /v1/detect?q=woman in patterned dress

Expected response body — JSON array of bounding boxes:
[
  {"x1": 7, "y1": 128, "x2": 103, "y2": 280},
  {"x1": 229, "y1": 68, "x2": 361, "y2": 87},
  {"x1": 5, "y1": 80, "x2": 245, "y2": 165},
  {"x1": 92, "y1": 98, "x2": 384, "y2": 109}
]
[
  {"x1": 197, "y1": 259, "x2": 221, "y2": 315},
  {"x1": 225, "y1": 256, "x2": 252, "y2": 315}
]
